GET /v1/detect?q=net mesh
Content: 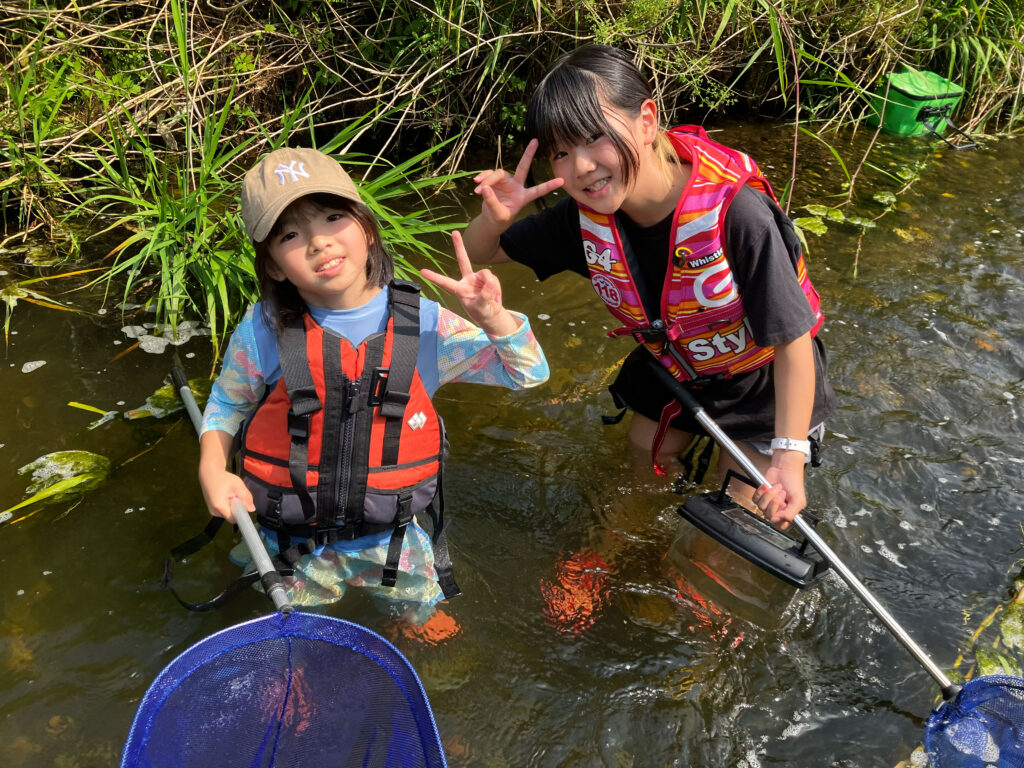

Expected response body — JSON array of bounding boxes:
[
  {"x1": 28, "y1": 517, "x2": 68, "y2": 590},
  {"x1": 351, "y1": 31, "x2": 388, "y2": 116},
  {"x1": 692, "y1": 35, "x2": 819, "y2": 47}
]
[
  {"x1": 924, "y1": 674, "x2": 1024, "y2": 767},
  {"x1": 121, "y1": 612, "x2": 446, "y2": 768}
]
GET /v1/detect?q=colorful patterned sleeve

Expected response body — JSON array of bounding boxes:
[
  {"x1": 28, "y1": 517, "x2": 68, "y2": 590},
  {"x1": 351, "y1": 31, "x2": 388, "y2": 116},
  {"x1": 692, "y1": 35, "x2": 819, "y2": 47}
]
[
  {"x1": 435, "y1": 307, "x2": 549, "y2": 389},
  {"x1": 200, "y1": 307, "x2": 267, "y2": 437}
]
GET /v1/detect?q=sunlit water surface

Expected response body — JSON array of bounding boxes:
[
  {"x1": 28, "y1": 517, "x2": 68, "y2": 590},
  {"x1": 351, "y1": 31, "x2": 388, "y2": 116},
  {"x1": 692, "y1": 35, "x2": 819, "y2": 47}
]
[{"x1": 2, "y1": 124, "x2": 1023, "y2": 767}]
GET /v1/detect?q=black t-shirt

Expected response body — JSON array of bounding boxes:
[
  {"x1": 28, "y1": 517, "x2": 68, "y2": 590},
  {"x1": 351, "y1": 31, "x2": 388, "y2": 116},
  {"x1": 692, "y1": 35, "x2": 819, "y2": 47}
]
[{"x1": 499, "y1": 186, "x2": 836, "y2": 440}]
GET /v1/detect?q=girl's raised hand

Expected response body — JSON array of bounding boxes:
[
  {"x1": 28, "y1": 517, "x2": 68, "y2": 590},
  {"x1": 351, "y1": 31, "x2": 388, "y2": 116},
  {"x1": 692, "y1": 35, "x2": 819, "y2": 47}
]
[
  {"x1": 474, "y1": 139, "x2": 564, "y2": 227},
  {"x1": 421, "y1": 231, "x2": 520, "y2": 337}
]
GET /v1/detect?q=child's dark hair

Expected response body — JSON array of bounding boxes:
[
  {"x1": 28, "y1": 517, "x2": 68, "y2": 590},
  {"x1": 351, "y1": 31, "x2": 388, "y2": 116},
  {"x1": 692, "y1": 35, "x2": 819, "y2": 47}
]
[
  {"x1": 253, "y1": 193, "x2": 392, "y2": 331},
  {"x1": 526, "y1": 44, "x2": 663, "y2": 189}
]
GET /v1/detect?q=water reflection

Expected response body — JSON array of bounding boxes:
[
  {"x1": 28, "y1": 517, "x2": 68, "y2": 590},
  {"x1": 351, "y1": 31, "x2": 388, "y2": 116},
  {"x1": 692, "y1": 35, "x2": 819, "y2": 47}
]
[
  {"x1": 668, "y1": 525, "x2": 798, "y2": 631},
  {"x1": 2, "y1": 124, "x2": 1024, "y2": 767}
]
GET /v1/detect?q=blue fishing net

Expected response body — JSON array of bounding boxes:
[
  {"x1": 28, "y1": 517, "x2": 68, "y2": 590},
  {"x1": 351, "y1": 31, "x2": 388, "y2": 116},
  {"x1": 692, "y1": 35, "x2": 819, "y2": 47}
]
[
  {"x1": 121, "y1": 611, "x2": 447, "y2": 768},
  {"x1": 924, "y1": 674, "x2": 1024, "y2": 767}
]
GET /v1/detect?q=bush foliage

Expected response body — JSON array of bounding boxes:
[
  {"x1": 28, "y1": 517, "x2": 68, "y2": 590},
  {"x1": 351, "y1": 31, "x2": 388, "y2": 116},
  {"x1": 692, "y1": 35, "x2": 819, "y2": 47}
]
[{"x1": 1, "y1": 0, "x2": 1022, "y2": 339}]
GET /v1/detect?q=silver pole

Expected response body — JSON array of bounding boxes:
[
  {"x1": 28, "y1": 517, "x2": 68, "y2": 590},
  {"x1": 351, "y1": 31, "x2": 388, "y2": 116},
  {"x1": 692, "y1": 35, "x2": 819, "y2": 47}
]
[
  {"x1": 692, "y1": 406, "x2": 958, "y2": 699},
  {"x1": 230, "y1": 499, "x2": 293, "y2": 615},
  {"x1": 173, "y1": 367, "x2": 294, "y2": 616}
]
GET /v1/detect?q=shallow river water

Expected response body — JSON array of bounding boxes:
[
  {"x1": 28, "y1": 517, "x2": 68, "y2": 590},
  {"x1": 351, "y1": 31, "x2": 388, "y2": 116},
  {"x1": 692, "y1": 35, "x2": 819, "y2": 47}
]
[{"x1": 2, "y1": 123, "x2": 1023, "y2": 767}]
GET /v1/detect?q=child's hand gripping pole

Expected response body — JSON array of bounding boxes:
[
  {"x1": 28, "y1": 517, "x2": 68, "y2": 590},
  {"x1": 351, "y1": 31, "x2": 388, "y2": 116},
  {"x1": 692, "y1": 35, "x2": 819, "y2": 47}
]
[
  {"x1": 172, "y1": 361, "x2": 294, "y2": 616},
  {"x1": 648, "y1": 359, "x2": 959, "y2": 699},
  {"x1": 229, "y1": 498, "x2": 292, "y2": 615}
]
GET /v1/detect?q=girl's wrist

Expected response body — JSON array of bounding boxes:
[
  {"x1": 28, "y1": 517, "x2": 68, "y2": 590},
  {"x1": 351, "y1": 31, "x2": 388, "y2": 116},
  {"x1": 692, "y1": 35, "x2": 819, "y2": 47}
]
[
  {"x1": 478, "y1": 308, "x2": 520, "y2": 337},
  {"x1": 770, "y1": 448, "x2": 806, "y2": 471}
]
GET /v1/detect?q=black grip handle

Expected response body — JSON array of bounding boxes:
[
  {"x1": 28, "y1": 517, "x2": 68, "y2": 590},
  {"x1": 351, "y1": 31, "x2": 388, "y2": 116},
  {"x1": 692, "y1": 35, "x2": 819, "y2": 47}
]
[
  {"x1": 171, "y1": 367, "x2": 190, "y2": 392},
  {"x1": 647, "y1": 357, "x2": 704, "y2": 415}
]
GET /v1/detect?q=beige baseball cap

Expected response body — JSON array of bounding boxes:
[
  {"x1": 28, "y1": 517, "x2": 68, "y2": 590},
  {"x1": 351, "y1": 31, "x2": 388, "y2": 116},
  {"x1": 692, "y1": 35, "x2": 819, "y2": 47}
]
[{"x1": 241, "y1": 147, "x2": 363, "y2": 243}]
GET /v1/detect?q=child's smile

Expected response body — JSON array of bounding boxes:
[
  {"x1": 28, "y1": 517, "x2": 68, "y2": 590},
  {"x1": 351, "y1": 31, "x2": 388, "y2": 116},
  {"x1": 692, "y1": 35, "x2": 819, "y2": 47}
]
[
  {"x1": 266, "y1": 204, "x2": 379, "y2": 310},
  {"x1": 551, "y1": 132, "x2": 627, "y2": 212}
]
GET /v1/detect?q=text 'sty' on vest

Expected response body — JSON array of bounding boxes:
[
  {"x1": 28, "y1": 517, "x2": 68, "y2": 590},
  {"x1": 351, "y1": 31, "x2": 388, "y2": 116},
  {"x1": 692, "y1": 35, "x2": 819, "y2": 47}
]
[
  {"x1": 578, "y1": 125, "x2": 824, "y2": 384},
  {"x1": 237, "y1": 287, "x2": 444, "y2": 541}
]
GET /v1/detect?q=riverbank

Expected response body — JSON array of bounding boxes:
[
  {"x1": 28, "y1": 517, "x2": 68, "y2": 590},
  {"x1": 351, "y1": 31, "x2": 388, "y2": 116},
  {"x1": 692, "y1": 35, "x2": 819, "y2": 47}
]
[{"x1": 3, "y1": 2, "x2": 1023, "y2": 345}]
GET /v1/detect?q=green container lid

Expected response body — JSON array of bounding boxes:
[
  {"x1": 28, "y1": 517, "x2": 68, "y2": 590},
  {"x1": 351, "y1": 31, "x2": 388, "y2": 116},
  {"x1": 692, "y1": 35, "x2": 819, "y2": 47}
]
[{"x1": 885, "y1": 68, "x2": 962, "y2": 101}]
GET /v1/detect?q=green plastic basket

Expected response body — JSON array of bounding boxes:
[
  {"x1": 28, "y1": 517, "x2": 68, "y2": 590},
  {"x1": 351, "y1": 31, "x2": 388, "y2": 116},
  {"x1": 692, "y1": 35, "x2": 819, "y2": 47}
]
[{"x1": 867, "y1": 67, "x2": 964, "y2": 137}]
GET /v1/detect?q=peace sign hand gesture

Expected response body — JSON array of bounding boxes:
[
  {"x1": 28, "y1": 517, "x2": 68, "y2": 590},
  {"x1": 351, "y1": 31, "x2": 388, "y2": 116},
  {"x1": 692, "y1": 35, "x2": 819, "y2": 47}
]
[
  {"x1": 474, "y1": 139, "x2": 565, "y2": 228},
  {"x1": 421, "y1": 231, "x2": 520, "y2": 338}
]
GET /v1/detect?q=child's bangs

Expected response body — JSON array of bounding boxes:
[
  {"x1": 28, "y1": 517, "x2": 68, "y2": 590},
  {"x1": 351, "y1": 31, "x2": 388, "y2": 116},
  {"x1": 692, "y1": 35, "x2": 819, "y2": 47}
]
[
  {"x1": 268, "y1": 194, "x2": 356, "y2": 239},
  {"x1": 527, "y1": 67, "x2": 608, "y2": 157}
]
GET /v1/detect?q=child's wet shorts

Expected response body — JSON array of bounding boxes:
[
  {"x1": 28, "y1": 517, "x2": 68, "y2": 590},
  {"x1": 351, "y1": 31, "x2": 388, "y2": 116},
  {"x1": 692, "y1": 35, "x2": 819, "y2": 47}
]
[{"x1": 230, "y1": 519, "x2": 443, "y2": 620}]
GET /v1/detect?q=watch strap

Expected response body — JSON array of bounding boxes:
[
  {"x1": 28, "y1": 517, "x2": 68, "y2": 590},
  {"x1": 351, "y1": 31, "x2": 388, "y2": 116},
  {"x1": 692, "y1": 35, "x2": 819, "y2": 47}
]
[{"x1": 770, "y1": 437, "x2": 811, "y2": 457}]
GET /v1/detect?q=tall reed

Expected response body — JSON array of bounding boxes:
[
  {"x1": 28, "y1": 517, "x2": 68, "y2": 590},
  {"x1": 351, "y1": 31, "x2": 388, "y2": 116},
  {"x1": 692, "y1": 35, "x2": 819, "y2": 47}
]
[{"x1": 3, "y1": 0, "x2": 1023, "y2": 342}]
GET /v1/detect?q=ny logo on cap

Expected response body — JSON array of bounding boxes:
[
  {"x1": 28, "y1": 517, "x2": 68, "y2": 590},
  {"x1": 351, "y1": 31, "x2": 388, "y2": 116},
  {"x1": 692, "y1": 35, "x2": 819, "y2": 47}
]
[
  {"x1": 274, "y1": 161, "x2": 310, "y2": 185},
  {"x1": 407, "y1": 412, "x2": 427, "y2": 430}
]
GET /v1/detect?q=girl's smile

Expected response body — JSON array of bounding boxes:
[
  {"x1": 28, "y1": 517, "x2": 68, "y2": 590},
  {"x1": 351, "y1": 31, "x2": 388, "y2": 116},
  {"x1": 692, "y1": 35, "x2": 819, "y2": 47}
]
[
  {"x1": 314, "y1": 255, "x2": 345, "y2": 276},
  {"x1": 551, "y1": 131, "x2": 629, "y2": 212},
  {"x1": 266, "y1": 204, "x2": 380, "y2": 310},
  {"x1": 547, "y1": 100, "x2": 670, "y2": 223}
]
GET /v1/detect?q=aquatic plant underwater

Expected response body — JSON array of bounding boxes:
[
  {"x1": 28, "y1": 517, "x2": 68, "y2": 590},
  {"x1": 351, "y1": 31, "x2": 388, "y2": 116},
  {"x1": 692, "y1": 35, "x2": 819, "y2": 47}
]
[{"x1": 0, "y1": 376, "x2": 211, "y2": 526}]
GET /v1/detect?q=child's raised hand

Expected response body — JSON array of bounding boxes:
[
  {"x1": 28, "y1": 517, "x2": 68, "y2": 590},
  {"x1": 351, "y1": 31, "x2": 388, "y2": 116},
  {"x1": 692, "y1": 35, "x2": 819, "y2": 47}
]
[
  {"x1": 421, "y1": 231, "x2": 520, "y2": 337},
  {"x1": 474, "y1": 139, "x2": 564, "y2": 227}
]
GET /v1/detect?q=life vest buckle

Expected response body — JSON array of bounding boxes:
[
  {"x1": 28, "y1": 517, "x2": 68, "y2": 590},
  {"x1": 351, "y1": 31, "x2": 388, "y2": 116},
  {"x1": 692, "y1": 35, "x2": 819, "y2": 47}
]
[
  {"x1": 687, "y1": 372, "x2": 730, "y2": 389},
  {"x1": 286, "y1": 411, "x2": 311, "y2": 439},
  {"x1": 366, "y1": 367, "x2": 390, "y2": 407},
  {"x1": 258, "y1": 492, "x2": 285, "y2": 530},
  {"x1": 632, "y1": 326, "x2": 667, "y2": 344}
]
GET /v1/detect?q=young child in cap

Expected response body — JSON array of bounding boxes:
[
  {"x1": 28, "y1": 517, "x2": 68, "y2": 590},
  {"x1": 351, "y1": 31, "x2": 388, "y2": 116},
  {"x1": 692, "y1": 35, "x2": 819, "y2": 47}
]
[{"x1": 198, "y1": 146, "x2": 549, "y2": 631}]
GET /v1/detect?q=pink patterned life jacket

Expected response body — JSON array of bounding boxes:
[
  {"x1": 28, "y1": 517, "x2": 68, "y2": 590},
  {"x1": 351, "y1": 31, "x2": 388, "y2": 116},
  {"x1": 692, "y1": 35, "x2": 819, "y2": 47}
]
[{"x1": 577, "y1": 125, "x2": 824, "y2": 470}]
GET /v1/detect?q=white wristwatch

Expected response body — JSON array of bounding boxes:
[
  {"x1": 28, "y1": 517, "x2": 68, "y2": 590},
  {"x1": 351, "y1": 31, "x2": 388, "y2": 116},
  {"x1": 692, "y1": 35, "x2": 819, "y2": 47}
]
[{"x1": 770, "y1": 437, "x2": 811, "y2": 457}]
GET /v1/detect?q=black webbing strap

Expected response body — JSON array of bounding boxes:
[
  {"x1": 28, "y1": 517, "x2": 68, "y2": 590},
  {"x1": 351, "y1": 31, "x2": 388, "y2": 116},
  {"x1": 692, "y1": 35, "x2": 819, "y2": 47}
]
[
  {"x1": 277, "y1": 315, "x2": 321, "y2": 523},
  {"x1": 379, "y1": 281, "x2": 420, "y2": 422},
  {"x1": 381, "y1": 491, "x2": 414, "y2": 587},
  {"x1": 601, "y1": 407, "x2": 628, "y2": 425},
  {"x1": 673, "y1": 435, "x2": 716, "y2": 492},
  {"x1": 162, "y1": 520, "x2": 295, "y2": 612},
  {"x1": 168, "y1": 516, "x2": 225, "y2": 561},
  {"x1": 270, "y1": 534, "x2": 322, "y2": 576},
  {"x1": 695, "y1": 437, "x2": 715, "y2": 482},
  {"x1": 810, "y1": 433, "x2": 823, "y2": 467},
  {"x1": 421, "y1": 469, "x2": 461, "y2": 599},
  {"x1": 614, "y1": 211, "x2": 661, "y2": 322},
  {"x1": 163, "y1": 559, "x2": 262, "y2": 612}
]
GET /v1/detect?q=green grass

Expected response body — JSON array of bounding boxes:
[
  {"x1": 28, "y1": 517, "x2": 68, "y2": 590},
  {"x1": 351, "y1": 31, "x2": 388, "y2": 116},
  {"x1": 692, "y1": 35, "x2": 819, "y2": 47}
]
[
  {"x1": 69, "y1": 89, "x2": 465, "y2": 353},
  {"x1": 3, "y1": 0, "x2": 1024, "y2": 336}
]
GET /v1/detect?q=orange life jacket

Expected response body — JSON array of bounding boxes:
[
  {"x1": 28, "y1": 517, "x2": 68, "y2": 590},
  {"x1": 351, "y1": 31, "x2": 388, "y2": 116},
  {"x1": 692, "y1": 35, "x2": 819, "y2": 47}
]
[{"x1": 238, "y1": 282, "x2": 459, "y2": 597}]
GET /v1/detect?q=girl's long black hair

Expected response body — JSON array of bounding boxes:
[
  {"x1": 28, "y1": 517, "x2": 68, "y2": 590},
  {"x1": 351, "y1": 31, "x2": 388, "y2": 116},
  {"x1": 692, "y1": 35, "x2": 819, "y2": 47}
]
[
  {"x1": 252, "y1": 193, "x2": 392, "y2": 332},
  {"x1": 526, "y1": 44, "x2": 659, "y2": 190}
]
